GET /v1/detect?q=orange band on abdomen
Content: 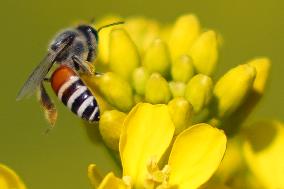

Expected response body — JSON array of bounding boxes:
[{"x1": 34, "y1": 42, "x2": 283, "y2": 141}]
[{"x1": 50, "y1": 66, "x2": 77, "y2": 94}]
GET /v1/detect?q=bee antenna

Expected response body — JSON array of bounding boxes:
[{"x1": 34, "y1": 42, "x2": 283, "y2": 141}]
[{"x1": 97, "y1": 21, "x2": 125, "y2": 33}]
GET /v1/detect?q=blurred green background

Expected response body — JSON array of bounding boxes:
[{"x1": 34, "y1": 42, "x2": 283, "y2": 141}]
[{"x1": 0, "y1": 0, "x2": 283, "y2": 188}]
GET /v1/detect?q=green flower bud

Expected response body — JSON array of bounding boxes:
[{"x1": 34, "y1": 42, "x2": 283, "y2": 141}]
[
  {"x1": 109, "y1": 29, "x2": 140, "y2": 80},
  {"x1": 169, "y1": 14, "x2": 200, "y2": 60},
  {"x1": 185, "y1": 74, "x2": 213, "y2": 113},
  {"x1": 212, "y1": 64, "x2": 256, "y2": 118},
  {"x1": 132, "y1": 67, "x2": 150, "y2": 96},
  {"x1": 189, "y1": 30, "x2": 218, "y2": 75},
  {"x1": 169, "y1": 81, "x2": 186, "y2": 98},
  {"x1": 168, "y1": 97, "x2": 194, "y2": 135},
  {"x1": 98, "y1": 72, "x2": 134, "y2": 112},
  {"x1": 145, "y1": 73, "x2": 171, "y2": 104},
  {"x1": 171, "y1": 55, "x2": 195, "y2": 82},
  {"x1": 99, "y1": 110, "x2": 126, "y2": 151},
  {"x1": 142, "y1": 39, "x2": 171, "y2": 78}
]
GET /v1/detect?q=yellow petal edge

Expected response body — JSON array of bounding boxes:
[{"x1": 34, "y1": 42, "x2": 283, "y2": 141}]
[{"x1": 168, "y1": 124, "x2": 227, "y2": 189}]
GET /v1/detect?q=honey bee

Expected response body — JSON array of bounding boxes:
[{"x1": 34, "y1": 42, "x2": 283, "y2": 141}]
[{"x1": 17, "y1": 21, "x2": 123, "y2": 130}]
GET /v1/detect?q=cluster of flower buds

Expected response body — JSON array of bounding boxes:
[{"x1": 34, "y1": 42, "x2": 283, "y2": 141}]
[{"x1": 82, "y1": 14, "x2": 270, "y2": 151}]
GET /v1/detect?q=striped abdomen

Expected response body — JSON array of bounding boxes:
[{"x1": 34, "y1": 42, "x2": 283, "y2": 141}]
[{"x1": 50, "y1": 65, "x2": 100, "y2": 122}]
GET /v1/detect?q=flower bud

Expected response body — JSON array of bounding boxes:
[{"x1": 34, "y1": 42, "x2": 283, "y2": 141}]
[
  {"x1": 169, "y1": 14, "x2": 200, "y2": 60},
  {"x1": 143, "y1": 39, "x2": 171, "y2": 77},
  {"x1": 132, "y1": 67, "x2": 150, "y2": 96},
  {"x1": 171, "y1": 55, "x2": 195, "y2": 82},
  {"x1": 81, "y1": 74, "x2": 113, "y2": 112},
  {"x1": 189, "y1": 30, "x2": 218, "y2": 75},
  {"x1": 93, "y1": 15, "x2": 122, "y2": 64},
  {"x1": 185, "y1": 74, "x2": 213, "y2": 113},
  {"x1": 168, "y1": 97, "x2": 193, "y2": 135},
  {"x1": 125, "y1": 17, "x2": 160, "y2": 54},
  {"x1": 97, "y1": 72, "x2": 134, "y2": 112},
  {"x1": 222, "y1": 58, "x2": 271, "y2": 132},
  {"x1": 99, "y1": 110, "x2": 126, "y2": 150},
  {"x1": 169, "y1": 81, "x2": 186, "y2": 98},
  {"x1": 248, "y1": 58, "x2": 271, "y2": 94},
  {"x1": 212, "y1": 64, "x2": 256, "y2": 118},
  {"x1": 109, "y1": 29, "x2": 140, "y2": 80},
  {"x1": 145, "y1": 73, "x2": 171, "y2": 104},
  {"x1": 160, "y1": 24, "x2": 172, "y2": 44}
]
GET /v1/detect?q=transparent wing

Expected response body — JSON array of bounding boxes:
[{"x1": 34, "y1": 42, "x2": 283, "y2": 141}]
[
  {"x1": 16, "y1": 34, "x2": 75, "y2": 101},
  {"x1": 16, "y1": 53, "x2": 57, "y2": 101}
]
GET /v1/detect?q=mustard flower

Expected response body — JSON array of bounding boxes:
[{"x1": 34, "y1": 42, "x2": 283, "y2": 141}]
[
  {"x1": 81, "y1": 13, "x2": 279, "y2": 189},
  {"x1": 11, "y1": 13, "x2": 277, "y2": 189},
  {"x1": 88, "y1": 103, "x2": 227, "y2": 189}
]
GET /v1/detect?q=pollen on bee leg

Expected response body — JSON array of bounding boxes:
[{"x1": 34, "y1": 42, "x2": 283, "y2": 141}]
[{"x1": 37, "y1": 83, "x2": 58, "y2": 132}]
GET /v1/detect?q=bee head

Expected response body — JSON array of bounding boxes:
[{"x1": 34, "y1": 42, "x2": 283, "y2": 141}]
[{"x1": 76, "y1": 25, "x2": 99, "y2": 42}]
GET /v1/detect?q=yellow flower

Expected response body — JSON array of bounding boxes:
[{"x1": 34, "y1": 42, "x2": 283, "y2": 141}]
[
  {"x1": 89, "y1": 103, "x2": 227, "y2": 189},
  {"x1": 81, "y1": 13, "x2": 275, "y2": 189},
  {"x1": 243, "y1": 120, "x2": 284, "y2": 189},
  {"x1": 0, "y1": 164, "x2": 26, "y2": 189}
]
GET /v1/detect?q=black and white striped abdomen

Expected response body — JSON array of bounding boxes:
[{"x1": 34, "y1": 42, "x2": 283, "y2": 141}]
[{"x1": 51, "y1": 66, "x2": 100, "y2": 122}]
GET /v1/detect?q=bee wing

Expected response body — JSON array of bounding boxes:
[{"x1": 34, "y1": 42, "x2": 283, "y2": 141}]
[
  {"x1": 16, "y1": 34, "x2": 75, "y2": 101},
  {"x1": 16, "y1": 53, "x2": 57, "y2": 101}
]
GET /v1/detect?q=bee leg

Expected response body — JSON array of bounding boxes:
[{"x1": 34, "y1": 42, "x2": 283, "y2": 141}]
[
  {"x1": 94, "y1": 71, "x2": 104, "y2": 76},
  {"x1": 72, "y1": 55, "x2": 94, "y2": 75},
  {"x1": 37, "y1": 82, "x2": 57, "y2": 134}
]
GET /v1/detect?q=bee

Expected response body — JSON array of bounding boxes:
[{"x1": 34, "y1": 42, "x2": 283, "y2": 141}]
[{"x1": 17, "y1": 21, "x2": 124, "y2": 130}]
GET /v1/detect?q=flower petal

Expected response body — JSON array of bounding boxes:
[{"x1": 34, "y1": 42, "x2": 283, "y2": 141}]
[
  {"x1": 0, "y1": 164, "x2": 26, "y2": 189},
  {"x1": 120, "y1": 103, "x2": 175, "y2": 188},
  {"x1": 88, "y1": 164, "x2": 104, "y2": 189},
  {"x1": 168, "y1": 123, "x2": 227, "y2": 189},
  {"x1": 97, "y1": 172, "x2": 128, "y2": 189},
  {"x1": 243, "y1": 120, "x2": 284, "y2": 189}
]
